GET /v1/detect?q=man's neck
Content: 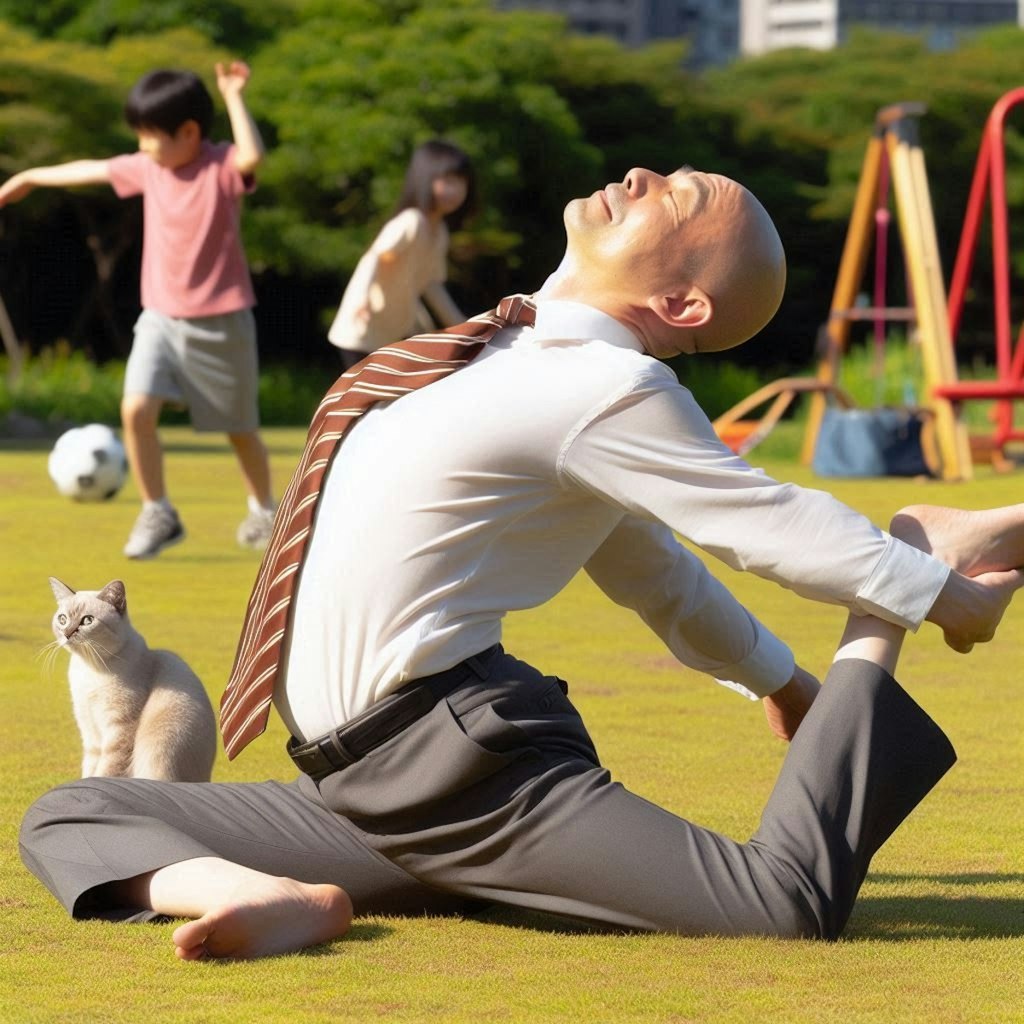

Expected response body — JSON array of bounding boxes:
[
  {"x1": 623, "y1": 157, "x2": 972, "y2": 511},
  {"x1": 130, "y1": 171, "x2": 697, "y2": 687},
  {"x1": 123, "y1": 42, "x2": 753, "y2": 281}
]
[{"x1": 539, "y1": 265, "x2": 653, "y2": 353}]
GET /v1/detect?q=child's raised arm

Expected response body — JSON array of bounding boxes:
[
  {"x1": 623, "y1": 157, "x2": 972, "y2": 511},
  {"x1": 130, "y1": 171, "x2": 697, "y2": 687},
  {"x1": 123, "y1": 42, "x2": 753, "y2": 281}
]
[
  {"x1": 215, "y1": 60, "x2": 264, "y2": 176},
  {"x1": 0, "y1": 160, "x2": 111, "y2": 207}
]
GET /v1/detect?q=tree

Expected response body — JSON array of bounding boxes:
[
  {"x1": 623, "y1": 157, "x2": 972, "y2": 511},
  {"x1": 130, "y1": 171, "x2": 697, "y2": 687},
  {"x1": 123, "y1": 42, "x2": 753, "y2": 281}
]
[
  {"x1": 0, "y1": 0, "x2": 289, "y2": 51},
  {"x1": 0, "y1": 24, "x2": 231, "y2": 357}
]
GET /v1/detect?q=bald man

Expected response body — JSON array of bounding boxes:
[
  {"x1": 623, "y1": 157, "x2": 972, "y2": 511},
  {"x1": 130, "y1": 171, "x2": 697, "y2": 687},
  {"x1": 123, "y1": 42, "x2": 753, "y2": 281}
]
[{"x1": 20, "y1": 168, "x2": 1024, "y2": 959}]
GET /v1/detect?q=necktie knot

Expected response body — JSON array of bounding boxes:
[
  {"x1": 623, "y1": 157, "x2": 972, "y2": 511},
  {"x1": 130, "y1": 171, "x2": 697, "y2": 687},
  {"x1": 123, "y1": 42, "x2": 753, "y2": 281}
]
[{"x1": 496, "y1": 294, "x2": 536, "y2": 328}]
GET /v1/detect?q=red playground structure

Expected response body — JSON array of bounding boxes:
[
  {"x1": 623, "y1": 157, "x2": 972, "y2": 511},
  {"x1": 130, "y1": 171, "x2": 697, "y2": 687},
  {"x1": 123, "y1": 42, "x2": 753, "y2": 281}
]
[{"x1": 937, "y1": 86, "x2": 1024, "y2": 470}]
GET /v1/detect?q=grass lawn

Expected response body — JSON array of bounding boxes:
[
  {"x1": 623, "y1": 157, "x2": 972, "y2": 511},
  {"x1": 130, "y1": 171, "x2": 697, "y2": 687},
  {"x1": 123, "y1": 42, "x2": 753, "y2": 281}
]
[{"x1": 1, "y1": 425, "x2": 1022, "y2": 1024}]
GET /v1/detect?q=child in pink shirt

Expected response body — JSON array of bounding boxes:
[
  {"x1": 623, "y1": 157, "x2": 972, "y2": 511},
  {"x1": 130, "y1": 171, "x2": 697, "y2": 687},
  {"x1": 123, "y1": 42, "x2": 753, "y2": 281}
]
[{"x1": 0, "y1": 62, "x2": 276, "y2": 559}]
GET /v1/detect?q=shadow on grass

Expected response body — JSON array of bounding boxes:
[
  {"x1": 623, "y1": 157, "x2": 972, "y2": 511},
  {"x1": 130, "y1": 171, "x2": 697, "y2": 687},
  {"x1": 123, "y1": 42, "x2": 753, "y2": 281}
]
[
  {"x1": 0, "y1": 437, "x2": 62, "y2": 452},
  {"x1": 467, "y1": 905, "x2": 631, "y2": 936},
  {"x1": 870, "y1": 872, "x2": 1024, "y2": 886},
  {"x1": 469, "y1": 874, "x2": 1024, "y2": 942},
  {"x1": 849, "y1": 894, "x2": 1024, "y2": 940},
  {"x1": 302, "y1": 922, "x2": 396, "y2": 956},
  {"x1": 847, "y1": 872, "x2": 1024, "y2": 940},
  {"x1": 189, "y1": 922, "x2": 397, "y2": 965}
]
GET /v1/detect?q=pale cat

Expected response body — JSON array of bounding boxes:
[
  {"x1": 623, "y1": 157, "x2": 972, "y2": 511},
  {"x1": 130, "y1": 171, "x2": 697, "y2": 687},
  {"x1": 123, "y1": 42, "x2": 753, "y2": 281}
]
[{"x1": 48, "y1": 577, "x2": 217, "y2": 782}]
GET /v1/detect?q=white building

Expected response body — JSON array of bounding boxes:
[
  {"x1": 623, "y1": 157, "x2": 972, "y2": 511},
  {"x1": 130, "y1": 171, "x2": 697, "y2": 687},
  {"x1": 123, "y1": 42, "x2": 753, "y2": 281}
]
[
  {"x1": 741, "y1": 0, "x2": 1024, "y2": 58},
  {"x1": 494, "y1": 0, "x2": 740, "y2": 65},
  {"x1": 497, "y1": 0, "x2": 1023, "y2": 64}
]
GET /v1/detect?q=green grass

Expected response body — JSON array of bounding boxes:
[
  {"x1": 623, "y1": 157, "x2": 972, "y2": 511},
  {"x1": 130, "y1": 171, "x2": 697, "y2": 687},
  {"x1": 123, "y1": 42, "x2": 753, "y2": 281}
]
[{"x1": 2, "y1": 427, "x2": 1023, "y2": 1024}]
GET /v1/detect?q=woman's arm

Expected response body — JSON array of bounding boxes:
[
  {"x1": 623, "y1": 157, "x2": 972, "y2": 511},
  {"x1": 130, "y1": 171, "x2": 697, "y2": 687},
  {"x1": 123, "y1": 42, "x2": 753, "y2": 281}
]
[{"x1": 422, "y1": 281, "x2": 464, "y2": 328}]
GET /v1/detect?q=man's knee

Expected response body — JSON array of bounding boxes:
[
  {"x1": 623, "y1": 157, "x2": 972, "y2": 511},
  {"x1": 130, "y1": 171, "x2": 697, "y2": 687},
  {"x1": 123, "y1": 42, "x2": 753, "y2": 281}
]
[
  {"x1": 740, "y1": 847, "x2": 830, "y2": 941},
  {"x1": 20, "y1": 778, "x2": 133, "y2": 850},
  {"x1": 771, "y1": 888, "x2": 845, "y2": 941}
]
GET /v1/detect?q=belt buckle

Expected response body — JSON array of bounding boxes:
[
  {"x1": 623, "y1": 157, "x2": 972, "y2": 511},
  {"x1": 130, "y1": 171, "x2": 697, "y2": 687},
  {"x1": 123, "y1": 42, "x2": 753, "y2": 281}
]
[{"x1": 288, "y1": 739, "x2": 330, "y2": 780}]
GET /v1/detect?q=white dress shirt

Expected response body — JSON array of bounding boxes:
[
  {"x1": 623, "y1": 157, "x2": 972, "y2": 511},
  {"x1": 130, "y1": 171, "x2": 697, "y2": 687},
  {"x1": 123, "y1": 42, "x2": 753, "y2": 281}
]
[{"x1": 277, "y1": 300, "x2": 950, "y2": 741}]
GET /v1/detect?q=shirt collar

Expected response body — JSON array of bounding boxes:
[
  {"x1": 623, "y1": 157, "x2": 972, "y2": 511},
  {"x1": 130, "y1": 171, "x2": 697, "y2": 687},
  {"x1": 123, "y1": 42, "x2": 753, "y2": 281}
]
[{"x1": 529, "y1": 299, "x2": 646, "y2": 353}]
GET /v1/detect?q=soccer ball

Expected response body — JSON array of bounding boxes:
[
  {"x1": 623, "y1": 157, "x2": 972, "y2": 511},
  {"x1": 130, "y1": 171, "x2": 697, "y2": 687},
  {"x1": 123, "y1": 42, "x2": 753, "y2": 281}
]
[{"x1": 48, "y1": 424, "x2": 129, "y2": 502}]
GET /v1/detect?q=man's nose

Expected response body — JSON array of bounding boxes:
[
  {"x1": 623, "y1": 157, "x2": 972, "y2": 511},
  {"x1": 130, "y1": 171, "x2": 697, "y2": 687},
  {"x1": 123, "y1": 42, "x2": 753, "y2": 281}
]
[{"x1": 623, "y1": 168, "x2": 656, "y2": 196}]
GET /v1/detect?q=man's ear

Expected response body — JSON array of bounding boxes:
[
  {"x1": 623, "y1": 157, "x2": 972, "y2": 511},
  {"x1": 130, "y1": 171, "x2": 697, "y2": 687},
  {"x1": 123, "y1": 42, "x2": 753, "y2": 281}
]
[{"x1": 648, "y1": 287, "x2": 713, "y2": 330}]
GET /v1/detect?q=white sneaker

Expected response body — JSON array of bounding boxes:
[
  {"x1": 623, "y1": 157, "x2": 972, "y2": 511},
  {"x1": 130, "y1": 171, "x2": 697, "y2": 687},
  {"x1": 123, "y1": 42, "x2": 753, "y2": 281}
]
[
  {"x1": 237, "y1": 506, "x2": 276, "y2": 549},
  {"x1": 123, "y1": 505, "x2": 185, "y2": 559}
]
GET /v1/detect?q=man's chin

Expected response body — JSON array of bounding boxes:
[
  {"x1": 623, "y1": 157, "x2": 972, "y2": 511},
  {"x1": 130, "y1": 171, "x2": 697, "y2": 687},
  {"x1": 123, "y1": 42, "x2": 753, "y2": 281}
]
[{"x1": 562, "y1": 198, "x2": 582, "y2": 225}]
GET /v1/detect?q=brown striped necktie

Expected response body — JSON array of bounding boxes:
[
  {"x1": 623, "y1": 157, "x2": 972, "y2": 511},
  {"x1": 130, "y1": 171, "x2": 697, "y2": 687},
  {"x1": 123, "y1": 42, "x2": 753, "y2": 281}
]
[{"x1": 219, "y1": 294, "x2": 537, "y2": 759}]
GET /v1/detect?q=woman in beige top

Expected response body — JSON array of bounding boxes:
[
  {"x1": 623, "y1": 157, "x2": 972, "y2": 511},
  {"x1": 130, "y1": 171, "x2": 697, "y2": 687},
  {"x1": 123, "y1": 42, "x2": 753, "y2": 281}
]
[{"x1": 328, "y1": 140, "x2": 476, "y2": 370}]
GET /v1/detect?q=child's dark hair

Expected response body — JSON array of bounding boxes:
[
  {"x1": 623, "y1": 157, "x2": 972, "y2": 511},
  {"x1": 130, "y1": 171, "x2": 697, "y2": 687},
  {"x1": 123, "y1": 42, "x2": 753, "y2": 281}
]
[
  {"x1": 124, "y1": 70, "x2": 214, "y2": 138},
  {"x1": 394, "y1": 139, "x2": 476, "y2": 231}
]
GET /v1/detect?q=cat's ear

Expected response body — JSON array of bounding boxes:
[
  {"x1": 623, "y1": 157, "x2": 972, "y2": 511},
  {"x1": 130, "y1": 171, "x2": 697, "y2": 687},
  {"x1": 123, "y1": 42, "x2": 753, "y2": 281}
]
[
  {"x1": 49, "y1": 577, "x2": 75, "y2": 602},
  {"x1": 97, "y1": 580, "x2": 127, "y2": 616}
]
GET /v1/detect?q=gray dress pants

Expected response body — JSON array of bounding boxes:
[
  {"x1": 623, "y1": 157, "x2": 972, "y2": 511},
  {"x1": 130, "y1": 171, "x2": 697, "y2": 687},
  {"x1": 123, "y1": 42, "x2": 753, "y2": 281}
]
[{"x1": 19, "y1": 649, "x2": 956, "y2": 938}]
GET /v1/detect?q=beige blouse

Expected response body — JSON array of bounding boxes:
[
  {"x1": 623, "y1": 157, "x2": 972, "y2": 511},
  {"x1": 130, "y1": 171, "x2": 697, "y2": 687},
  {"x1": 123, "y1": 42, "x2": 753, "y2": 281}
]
[{"x1": 328, "y1": 208, "x2": 448, "y2": 354}]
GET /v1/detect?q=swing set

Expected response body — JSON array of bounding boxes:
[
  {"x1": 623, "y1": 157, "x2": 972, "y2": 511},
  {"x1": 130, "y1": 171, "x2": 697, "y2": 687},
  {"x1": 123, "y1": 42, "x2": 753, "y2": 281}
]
[{"x1": 713, "y1": 91, "x2": 1024, "y2": 481}]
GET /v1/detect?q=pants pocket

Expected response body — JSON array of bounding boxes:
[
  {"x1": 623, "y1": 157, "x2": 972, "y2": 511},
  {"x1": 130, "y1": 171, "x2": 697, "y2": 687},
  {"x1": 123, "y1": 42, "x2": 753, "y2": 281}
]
[{"x1": 317, "y1": 697, "x2": 520, "y2": 827}]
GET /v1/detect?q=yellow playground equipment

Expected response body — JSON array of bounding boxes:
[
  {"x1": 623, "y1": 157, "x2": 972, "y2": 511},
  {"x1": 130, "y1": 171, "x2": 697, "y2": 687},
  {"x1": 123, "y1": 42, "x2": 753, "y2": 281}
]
[{"x1": 716, "y1": 94, "x2": 1024, "y2": 480}]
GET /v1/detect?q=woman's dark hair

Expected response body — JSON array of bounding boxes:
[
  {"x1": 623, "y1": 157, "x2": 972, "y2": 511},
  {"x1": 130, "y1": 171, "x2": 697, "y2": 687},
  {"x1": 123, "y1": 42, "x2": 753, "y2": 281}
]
[
  {"x1": 394, "y1": 139, "x2": 476, "y2": 231},
  {"x1": 124, "y1": 70, "x2": 214, "y2": 138}
]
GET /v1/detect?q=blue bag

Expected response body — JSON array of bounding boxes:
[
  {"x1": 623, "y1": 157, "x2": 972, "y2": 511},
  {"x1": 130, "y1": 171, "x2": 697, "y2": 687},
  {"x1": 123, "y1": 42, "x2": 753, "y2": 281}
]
[{"x1": 812, "y1": 407, "x2": 934, "y2": 478}]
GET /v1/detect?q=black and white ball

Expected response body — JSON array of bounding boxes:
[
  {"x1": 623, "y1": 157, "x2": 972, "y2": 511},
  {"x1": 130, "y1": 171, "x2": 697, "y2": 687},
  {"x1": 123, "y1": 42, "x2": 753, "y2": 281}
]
[{"x1": 48, "y1": 424, "x2": 128, "y2": 502}]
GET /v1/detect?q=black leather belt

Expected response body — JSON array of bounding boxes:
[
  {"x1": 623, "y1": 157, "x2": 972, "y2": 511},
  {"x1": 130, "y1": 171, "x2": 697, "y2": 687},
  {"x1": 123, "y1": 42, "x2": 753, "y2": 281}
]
[{"x1": 287, "y1": 645, "x2": 499, "y2": 781}]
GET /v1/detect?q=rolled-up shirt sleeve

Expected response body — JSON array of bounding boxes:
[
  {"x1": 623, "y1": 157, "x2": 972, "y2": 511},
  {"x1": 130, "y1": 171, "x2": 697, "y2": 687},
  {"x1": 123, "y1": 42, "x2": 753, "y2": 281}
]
[
  {"x1": 584, "y1": 515, "x2": 795, "y2": 697},
  {"x1": 562, "y1": 371, "x2": 950, "y2": 631}
]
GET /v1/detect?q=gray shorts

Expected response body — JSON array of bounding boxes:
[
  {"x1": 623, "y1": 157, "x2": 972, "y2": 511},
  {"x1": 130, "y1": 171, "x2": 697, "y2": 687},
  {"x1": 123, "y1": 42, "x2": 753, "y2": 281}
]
[{"x1": 124, "y1": 308, "x2": 260, "y2": 433}]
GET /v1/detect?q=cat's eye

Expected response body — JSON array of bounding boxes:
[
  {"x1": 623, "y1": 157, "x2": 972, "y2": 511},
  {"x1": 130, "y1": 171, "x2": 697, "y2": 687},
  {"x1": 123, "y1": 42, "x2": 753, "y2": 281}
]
[
  {"x1": 58, "y1": 614, "x2": 67, "y2": 625},
  {"x1": 81, "y1": 616, "x2": 94, "y2": 625}
]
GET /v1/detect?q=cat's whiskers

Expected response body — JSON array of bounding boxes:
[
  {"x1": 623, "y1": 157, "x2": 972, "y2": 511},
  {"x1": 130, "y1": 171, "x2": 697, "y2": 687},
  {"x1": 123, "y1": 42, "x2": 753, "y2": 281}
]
[
  {"x1": 81, "y1": 638, "x2": 115, "y2": 674},
  {"x1": 36, "y1": 640, "x2": 67, "y2": 680}
]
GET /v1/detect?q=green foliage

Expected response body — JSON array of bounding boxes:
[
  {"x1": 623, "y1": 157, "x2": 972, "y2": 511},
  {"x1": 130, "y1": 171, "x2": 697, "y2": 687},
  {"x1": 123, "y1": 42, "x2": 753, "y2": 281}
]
[
  {"x1": 2, "y1": 3, "x2": 1024, "y2": 375},
  {"x1": 0, "y1": 24, "x2": 129, "y2": 168},
  {"x1": 0, "y1": 345, "x2": 330, "y2": 427},
  {"x1": 0, "y1": 343, "x2": 124, "y2": 425},
  {"x1": 248, "y1": 0, "x2": 601, "y2": 285},
  {"x1": 256, "y1": 360, "x2": 332, "y2": 425},
  {"x1": 666, "y1": 355, "x2": 766, "y2": 421},
  {"x1": 0, "y1": 0, "x2": 293, "y2": 49}
]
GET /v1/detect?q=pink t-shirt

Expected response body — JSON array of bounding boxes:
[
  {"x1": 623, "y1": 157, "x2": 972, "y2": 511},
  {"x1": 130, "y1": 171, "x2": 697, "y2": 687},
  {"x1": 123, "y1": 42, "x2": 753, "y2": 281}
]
[{"x1": 108, "y1": 140, "x2": 256, "y2": 318}]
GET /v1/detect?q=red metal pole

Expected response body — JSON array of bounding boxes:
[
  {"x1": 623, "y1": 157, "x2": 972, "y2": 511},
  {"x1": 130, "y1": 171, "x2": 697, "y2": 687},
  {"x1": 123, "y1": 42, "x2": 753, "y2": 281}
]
[
  {"x1": 946, "y1": 141, "x2": 990, "y2": 343},
  {"x1": 946, "y1": 86, "x2": 1024, "y2": 451},
  {"x1": 985, "y1": 89, "x2": 1024, "y2": 444}
]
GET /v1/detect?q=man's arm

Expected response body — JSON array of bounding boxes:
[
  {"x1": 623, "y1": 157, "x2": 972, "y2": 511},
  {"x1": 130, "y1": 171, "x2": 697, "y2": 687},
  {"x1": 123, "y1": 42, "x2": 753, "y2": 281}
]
[
  {"x1": 215, "y1": 61, "x2": 265, "y2": 175},
  {"x1": 584, "y1": 516, "x2": 798, "y2": 696},
  {"x1": 564, "y1": 374, "x2": 950, "y2": 637},
  {"x1": 0, "y1": 160, "x2": 111, "y2": 206},
  {"x1": 585, "y1": 516, "x2": 821, "y2": 739}
]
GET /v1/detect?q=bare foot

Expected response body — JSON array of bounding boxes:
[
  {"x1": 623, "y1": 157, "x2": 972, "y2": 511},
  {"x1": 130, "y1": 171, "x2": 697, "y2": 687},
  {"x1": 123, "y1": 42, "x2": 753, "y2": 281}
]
[
  {"x1": 929, "y1": 566, "x2": 1024, "y2": 653},
  {"x1": 763, "y1": 665, "x2": 821, "y2": 741},
  {"x1": 171, "y1": 876, "x2": 353, "y2": 960},
  {"x1": 889, "y1": 503, "x2": 1024, "y2": 575}
]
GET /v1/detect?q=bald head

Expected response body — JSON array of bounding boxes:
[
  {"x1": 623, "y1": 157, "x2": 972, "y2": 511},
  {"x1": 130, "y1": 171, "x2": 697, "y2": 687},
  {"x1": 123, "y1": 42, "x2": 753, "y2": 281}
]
[
  {"x1": 552, "y1": 168, "x2": 786, "y2": 359},
  {"x1": 666, "y1": 173, "x2": 786, "y2": 354}
]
